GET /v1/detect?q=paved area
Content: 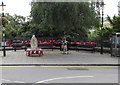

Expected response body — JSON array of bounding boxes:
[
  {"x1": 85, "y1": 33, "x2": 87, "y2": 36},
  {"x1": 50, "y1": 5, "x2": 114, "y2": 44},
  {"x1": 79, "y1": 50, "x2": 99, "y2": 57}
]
[{"x1": 0, "y1": 49, "x2": 119, "y2": 65}]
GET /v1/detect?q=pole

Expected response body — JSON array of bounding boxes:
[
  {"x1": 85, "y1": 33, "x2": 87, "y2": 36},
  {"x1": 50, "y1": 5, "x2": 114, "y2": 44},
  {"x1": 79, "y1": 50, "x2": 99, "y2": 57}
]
[
  {"x1": 2, "y1": 29, "x2": 6, "y2": 56},
  {"x1": 100, "y1": 7, "x2": 104, "y2": 54},
  {"x1": 1, "y1": 2, "x2": 6, "y2": 56}
]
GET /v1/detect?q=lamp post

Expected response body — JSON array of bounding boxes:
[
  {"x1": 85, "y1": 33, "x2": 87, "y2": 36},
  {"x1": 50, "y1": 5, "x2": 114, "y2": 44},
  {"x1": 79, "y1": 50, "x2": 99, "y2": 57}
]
[
  {"x1": 0, "y1": 2, "x2": 6, "y2": 56},
  {"x1": 96, "y1": 0, "x2": 104, "y2": 54},
  {"x1": 100, "y1": 1, "x2": 104, "y2": 54}
]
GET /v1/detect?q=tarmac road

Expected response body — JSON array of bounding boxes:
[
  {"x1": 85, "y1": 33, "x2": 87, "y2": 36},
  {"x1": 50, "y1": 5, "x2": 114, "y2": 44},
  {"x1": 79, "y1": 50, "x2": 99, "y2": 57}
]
[
  {"x1": 0, "y1": 49, "x2": 119, "y2": 85},
  {"x1": 1, "y1": 66, "x2": 119, "y2": 84}
]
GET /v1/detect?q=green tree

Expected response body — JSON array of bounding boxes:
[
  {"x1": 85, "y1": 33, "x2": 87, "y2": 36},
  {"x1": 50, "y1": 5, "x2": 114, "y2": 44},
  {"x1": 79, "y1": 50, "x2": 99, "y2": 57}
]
[
  {"x1": 4, "y1": 13, "x2": 26, "y2": 39},
  {"x1": 31, "y1": 2, "x2": 99, "y2": 41},
  {"x1": 107, "y1": 15, "x2": 120, "y2": 32}
]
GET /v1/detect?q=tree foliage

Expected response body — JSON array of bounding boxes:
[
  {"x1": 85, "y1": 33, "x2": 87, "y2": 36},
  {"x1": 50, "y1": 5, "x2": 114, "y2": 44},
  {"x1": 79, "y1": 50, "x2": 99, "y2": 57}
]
[
  {"x1": 4, "y1": 13, "x2": 26, "y2": 39},
  {"x1": 31, "y1": 2, "x2": 99, "y2": 41},
  {"x1": 107, "y1": 15, "x2": 120, "y2": 32},
  {"x1": 1, "y1": 2, "x2": 100, "y2": 41}
]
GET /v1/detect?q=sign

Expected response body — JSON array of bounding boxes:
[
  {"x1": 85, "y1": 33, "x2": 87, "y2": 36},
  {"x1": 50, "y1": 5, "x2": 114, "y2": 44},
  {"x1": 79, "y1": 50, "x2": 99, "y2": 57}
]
[{"x1": 1, "y1": 42, "x2": 6, "y2": 46}]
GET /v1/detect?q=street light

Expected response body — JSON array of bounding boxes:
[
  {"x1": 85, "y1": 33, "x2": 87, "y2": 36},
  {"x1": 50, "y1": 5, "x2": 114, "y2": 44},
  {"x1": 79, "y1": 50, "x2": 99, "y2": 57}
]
[
  {"x1": 0, "y1": 2, "x2": 6, "y2": 56},
  {"x1": 100, "y1": 1, "x2": 104, "y2": 54},
  {"x1": 96, "y1": 0, "x2": 105, "y2": 54}
]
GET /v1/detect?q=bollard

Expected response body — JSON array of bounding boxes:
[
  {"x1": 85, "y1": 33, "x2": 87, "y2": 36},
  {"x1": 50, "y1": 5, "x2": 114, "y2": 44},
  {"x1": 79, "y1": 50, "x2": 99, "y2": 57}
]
[
  {"x1": 14, "y1": 46, "x2": 16, "y2": 52},
  {"x1": 3, "y1": 46, "x2": 6, "y2": 56}
]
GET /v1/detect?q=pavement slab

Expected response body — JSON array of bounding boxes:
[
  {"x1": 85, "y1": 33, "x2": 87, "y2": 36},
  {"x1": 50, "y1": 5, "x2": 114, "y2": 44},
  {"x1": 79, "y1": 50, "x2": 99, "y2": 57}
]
[{"x1": 0, "y1": 49, "x2": 119, "y2": 65}]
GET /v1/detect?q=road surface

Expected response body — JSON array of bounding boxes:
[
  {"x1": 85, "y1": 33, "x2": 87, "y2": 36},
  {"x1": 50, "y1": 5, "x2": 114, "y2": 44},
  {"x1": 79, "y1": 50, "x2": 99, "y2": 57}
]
[{"x1": 1, "y1": 66, "x2": 119, "y2": 84}]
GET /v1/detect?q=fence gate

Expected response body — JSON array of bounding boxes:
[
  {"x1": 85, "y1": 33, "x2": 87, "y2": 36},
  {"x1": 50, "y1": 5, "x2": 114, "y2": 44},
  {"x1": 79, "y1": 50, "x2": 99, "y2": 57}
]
[{"x1": 111, "y1": 33, "x2": 120, "y2": 56}]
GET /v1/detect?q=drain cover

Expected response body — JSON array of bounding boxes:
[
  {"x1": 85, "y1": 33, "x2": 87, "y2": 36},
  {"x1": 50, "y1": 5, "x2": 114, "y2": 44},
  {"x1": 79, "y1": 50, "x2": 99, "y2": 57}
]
[{"x1": 67, "y1": 67, "x2": 89, "y2": 70}]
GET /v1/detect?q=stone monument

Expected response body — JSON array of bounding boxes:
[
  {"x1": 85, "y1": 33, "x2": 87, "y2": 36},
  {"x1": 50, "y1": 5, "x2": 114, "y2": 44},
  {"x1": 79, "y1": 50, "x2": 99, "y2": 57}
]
[
  {"x1": 30, "y1": 35, "x2": 38, "y2": 50},
  {"x1": 26, "y1": 35, "x2": 43, "y2": 57}
]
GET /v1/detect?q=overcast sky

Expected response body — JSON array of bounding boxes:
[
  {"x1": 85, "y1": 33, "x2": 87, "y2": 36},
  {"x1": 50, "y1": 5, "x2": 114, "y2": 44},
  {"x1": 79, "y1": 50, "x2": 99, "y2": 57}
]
[{"x1": 0, "y1": 0, "x2": 120, "y2": 17}]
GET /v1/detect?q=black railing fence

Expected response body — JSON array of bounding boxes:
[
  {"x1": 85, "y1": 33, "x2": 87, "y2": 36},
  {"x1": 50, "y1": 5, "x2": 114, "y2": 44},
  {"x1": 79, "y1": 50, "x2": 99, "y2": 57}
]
[{"x1": 0, "y1": 36, "x2": 112, "y2": 53}]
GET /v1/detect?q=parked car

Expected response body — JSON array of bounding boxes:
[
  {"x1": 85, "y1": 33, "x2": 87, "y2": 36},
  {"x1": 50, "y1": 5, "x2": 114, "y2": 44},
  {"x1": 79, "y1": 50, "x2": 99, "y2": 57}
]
[
  {"x1": 70, "y1": 41, "x2": 82, "y2": 44},
  {"x1": 5, "y1": 39, "x2": 11, "y2": 47},
  {"x1": 0, "y1": 39, "x2": 11, "y2": 47},
  {"x1": 11, "y1": 40, "x2": 30, "y2": 48},
  {"x1": 83, "y1": 42, "x2": 97, "y2": 46},
  {"x1": 0, "y1": 40, "x2": 1, "y2": 47},
  {"x1": 78, "y1": 42, "x2": 97, "y2": 48}
]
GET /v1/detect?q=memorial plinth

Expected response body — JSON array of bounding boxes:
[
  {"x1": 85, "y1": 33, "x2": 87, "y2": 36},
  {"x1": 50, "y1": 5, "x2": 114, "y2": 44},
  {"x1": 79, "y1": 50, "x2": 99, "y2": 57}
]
[
  {"x1": 26, "y1": 35, "x2": 44, "y2": 57},
  {"x1": 26, "y1": 48, "x2": 43, "y2": 57}
]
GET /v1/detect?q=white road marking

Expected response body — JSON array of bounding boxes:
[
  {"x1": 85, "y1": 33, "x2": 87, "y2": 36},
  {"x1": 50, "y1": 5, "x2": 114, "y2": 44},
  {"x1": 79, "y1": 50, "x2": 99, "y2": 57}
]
[
  {"x1": 14, "y1": 81, "x2": 25, "y2": 83},
  {"x1": 36, "y1": 76, "x2": 94, "y2": 83},
  {"x1": 2, "y1": 79, "x2": 25, "y2": 83},
  {"x1": 1, "y1": 79, "x2": 10, "y2": 82}
]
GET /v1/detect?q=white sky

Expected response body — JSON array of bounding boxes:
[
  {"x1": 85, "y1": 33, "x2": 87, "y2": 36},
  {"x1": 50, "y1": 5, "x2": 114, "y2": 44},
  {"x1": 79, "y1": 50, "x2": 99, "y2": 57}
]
[
  {"x1": 0, "y1": 0, "x2": 31, "y2": 17},
  {"x1": 0, "y1": 0, "x2": 120, "y2": 17},
  {"x1": 104, "y1": 0, "x2": 120, "y2": 17}
]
